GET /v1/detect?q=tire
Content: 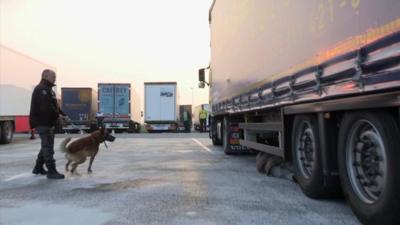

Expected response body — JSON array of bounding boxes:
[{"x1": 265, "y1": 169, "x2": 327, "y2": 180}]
[
  {"x1": 211, "y1": 118, "x2": 222, "y2": 146},
  {"x1": 292, "y1": 115, "x2": 325, "y2": 198},
  {"x1": 71, "y1": 129, "x2": 80, "y2": 134},
  {"x1": 114, "y1": 129, "x2": 124, "y2": 134},
  {"x1": 212, "y1": 136, "x2": 221, "y2": 145},
  {"x1": 223, "y1": 117, "x2": 234, "y2": 154},
  {"x1": 0, "y1": 121, "x2": 14, "y2": 144},
  {"x1": 338, "y1": 111, "x2": 400, "y2": 225},
  {"x1": 256, "y1": 152, "x2": 269, "y2": 173},
  {"x1": 264, "y1": 155, "x2": 283, "y2": 176},
  {"x1": 135, "y1": 123, "x2": 141, "y2": 133},
  {"x1": 128, "y1": 121, "x2": 135, "y2": 133}
]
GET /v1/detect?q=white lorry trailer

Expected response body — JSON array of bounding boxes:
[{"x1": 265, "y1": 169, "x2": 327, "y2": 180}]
[
  {"x1": 0, "y1": 45, "x2": 56, "y2": 144},
  {"x1": 199, "y1": 1, "x2": 400, "y2": 224},
  {"x1": 144, "y1": 82, "x2": 178, "y2": 132}
]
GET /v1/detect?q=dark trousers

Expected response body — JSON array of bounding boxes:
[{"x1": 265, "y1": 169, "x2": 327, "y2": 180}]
[
  {"x1": 35, "y1": 126, "x2": 56, "y2": 169},
  {"x1": 97, "y1": 117, "x2": 104, "y2": 128},
  {"x1": 200, "y1": 119, "x2": 206, "y2": 132},
  {"x1": 184, "y1": 121, "x2": 190, "y2": 133}
]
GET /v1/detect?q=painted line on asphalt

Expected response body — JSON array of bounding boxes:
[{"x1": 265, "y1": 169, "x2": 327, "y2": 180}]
[
  {"x1": 192, "y1": 138, "x2": 213, "y2": 153},
  {"x1": 4, "y1": 173, "x2": 32, "y2": 182}
]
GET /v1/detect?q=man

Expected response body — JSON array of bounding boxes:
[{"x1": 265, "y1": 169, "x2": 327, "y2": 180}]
[
  {"x1": 183, "y1": 110, "x2": 191, "y2": 133},
  {"x1": 95, "y1": 111, "x2": 104, "y2": 128},
  {"x1": 30, "y1": 69, "x2": 67, "y2": 179},
  {"x1": 199, "y1": 106, "x2": 208, "y2": 133}
]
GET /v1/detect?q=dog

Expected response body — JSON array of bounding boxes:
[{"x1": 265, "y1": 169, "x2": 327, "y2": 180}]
[{"x1": 60, "y1": 128, "x2": 116, "y2": 174}]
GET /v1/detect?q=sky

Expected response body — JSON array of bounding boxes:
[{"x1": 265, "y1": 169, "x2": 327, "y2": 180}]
[{"x1": 0, "y1": 0, "x2": 212, "y2": 111}]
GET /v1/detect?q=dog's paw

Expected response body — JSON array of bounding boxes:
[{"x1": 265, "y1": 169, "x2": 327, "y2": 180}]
[{"x1": 87, "y1": 169, "x2": 93, "y2": 174}]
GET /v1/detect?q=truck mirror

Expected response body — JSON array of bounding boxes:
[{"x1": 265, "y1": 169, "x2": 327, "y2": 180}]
[{"x1": 199, "y1": 69, "x2": 205, "y2": 82}]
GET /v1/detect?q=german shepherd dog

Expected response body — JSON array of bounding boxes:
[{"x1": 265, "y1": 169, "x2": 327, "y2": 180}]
[{"x1": 60, "y1": 128, "x2": 116, "y2": 174}]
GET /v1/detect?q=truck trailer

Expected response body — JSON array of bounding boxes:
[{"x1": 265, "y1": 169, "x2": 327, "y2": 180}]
[
  {"x1": 144, "y1": 82, "x2": 179, "y2": 132},
  {"x1": 199, "y1": 1, "x2": 400, "y2": 225},
  {"x1": 98, "y1": 83, "x2": 140, "y2": 133},
  {"x1": 61, "y1": 87, "x2": 97, "y2": 133},
  {"x1": 0, "y1": 45, "x2": 56, "y2": 144}
]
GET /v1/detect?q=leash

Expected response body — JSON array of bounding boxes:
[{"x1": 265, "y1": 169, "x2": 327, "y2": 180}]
[{"x1": 103, "y1": 141, "x2": 109, "y2": 149}]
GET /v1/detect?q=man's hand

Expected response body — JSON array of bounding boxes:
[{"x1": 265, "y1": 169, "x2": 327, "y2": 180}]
[{"x1": 61, "y1": 115, "x2": 71, "y2": 123}]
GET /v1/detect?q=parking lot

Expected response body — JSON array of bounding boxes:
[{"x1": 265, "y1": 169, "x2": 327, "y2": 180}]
[{"x1": 0, "y1": 133, "x2": 360, "y2": 225}]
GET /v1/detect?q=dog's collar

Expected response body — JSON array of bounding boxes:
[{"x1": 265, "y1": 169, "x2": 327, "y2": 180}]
[{"x1": 90, "y1": 132, "x2": 108, "y2": 149}]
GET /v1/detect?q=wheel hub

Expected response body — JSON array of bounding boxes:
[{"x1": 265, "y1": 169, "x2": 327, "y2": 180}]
[
  {"x1": 296, "y1": 122, "x2": 316, "y2": 179},
  {"x1": 347, "y1": 121, "x2": 387, "y2": 204}
]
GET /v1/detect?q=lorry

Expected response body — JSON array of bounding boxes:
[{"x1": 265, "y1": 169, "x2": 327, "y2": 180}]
[
  {"x1": 144, "y1": 82, "x2": 178, "y2": 132},
  {"x1": 61, "y1": 87, "x2": 97, "y2": 133},
  {"x1": 192, "y1": 104, "x2": 210, "y2": 131},
  {"x1": 198, "y1": 1, "x2": 400, "y2": 225},
  {"x1": 98, "y1": 83, "x2": 140, "y2": 133},
  {"x1": 178, "y1": 104, "x2": 192, "y2": 132},
  {"x1": 0, "y1": 45, "x2": 56, "y2": 144}
]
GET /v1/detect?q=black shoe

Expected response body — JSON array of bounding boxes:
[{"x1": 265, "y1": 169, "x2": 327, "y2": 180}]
[
  {"x1": 32, "y1": 166, "x2": 47, "y2": 175},
  {"x1": 47, "y1": 169, "x2": 65, "y2": 179}
]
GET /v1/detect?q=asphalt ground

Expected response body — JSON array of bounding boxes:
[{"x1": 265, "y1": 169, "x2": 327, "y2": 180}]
[{"x1": 0, "y1": 133, "x2": 360, "y2": 225}]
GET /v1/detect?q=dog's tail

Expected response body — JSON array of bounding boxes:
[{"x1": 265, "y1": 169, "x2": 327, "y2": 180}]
[{"x1": 60, "y1": 137, "x2": 72, "y2": 153}]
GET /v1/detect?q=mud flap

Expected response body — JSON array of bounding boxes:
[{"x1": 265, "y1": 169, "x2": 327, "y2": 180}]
[{"x1": 224, "y1": 119, "x2": 248, "y2": 154}]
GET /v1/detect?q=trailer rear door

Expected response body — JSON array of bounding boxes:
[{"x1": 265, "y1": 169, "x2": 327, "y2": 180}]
[
  {"x1": 98, "y1": 84, "x2": 114, "y2": 117},
  {"x1": 160, "y1": 85, "x2": 176, "y2": 121}
]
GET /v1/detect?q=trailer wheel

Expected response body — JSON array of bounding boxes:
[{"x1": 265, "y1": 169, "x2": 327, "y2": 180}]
[
  {"x1": 134, "y1": 123, "x2": 141, "y2": 133},
  {"x1": 292, "y1": 115, "x2": 325, "y2": 198},
  {"x1": 211, "y1": 118, "x2": 222, "y2": 146},
  {"x1": 128, "y1": 121, "x2": 136, "y2": 133},
  {"x1": 212, "y1": 136, "x2": 221, "y2": 145},
  {"x1": 338, "y1": 111, "x2": 400, "y2": 225},
  {"x1": 223, "y1": 117, "x2": 235, "y2": 154},
  {"x1": 256, "y1": 152, "x2": 269, "y2": 173},
  {"x1": 0, "y1": 121, "x2": 14, "y2": 144}
]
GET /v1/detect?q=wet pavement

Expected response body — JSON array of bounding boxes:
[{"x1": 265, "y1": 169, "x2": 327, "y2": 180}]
[{"x1": 0, "y1": 133, "x2": 360, "y2": 225}]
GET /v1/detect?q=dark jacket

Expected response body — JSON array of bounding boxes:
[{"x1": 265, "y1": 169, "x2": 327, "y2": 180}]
[{"x1": 29, "y1": 79, "x2": 64, "y2": 128}]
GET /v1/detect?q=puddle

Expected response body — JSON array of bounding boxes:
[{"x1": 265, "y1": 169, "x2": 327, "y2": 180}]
[{"x1": 0, "y1": 202, "x2": 113, "y2": 225}]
